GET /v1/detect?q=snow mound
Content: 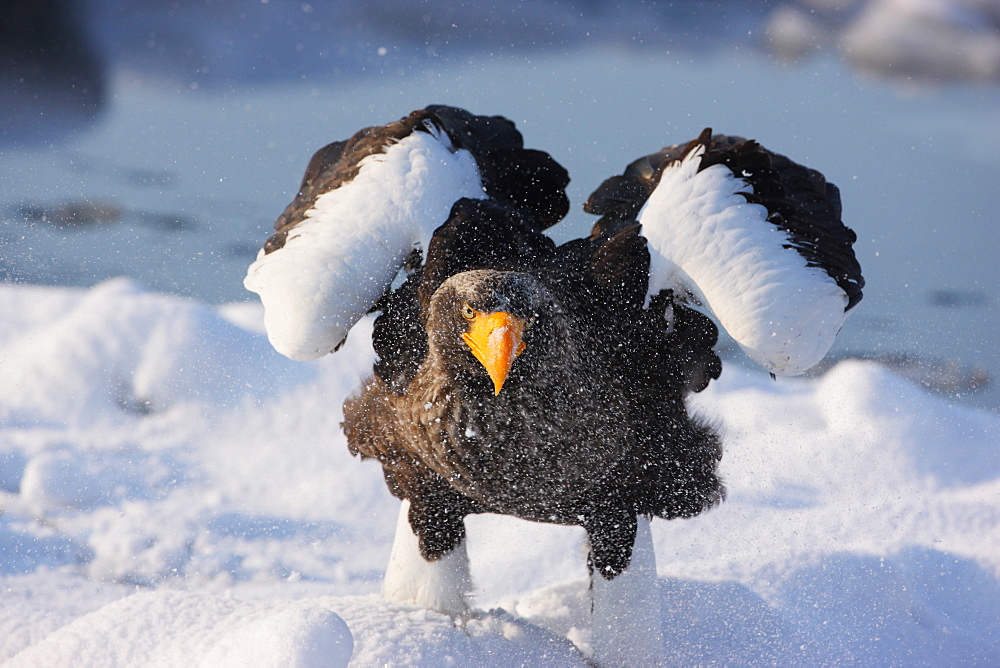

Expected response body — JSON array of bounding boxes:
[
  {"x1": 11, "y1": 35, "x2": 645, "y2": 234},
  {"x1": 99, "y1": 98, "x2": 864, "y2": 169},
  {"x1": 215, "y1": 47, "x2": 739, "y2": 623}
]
[
  {"x1": 9, "y1": 591, "x2": 354, "y2": 668},
  {"x1": 330, "y1": 596, "x2": 585, "y2": 666},
  {"x1": 0, "y1": 277, "x2": 312, "y2": 427},
  {"x1": 840, "y1": 0, "x2": 1000, "y2": 81},
  {"x1": 8, "y1": 589, "x2": 589, "y2": 667}
]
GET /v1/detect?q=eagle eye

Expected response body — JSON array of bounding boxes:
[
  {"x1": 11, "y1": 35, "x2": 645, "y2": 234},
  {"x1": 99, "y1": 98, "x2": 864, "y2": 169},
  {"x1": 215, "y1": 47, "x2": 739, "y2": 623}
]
[{"x1": 461, "y1": 303, "x2": 476, "y2": 320}]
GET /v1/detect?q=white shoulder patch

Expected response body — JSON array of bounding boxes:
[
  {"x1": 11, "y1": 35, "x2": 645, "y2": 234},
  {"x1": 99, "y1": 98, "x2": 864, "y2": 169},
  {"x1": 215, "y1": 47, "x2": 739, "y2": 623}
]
[
  {"x1": 640, "y1": 146, "x2": 849, "y2": 376},
  {"x1": 244, "y1": 128, "x2": 486, "y2": 361}
]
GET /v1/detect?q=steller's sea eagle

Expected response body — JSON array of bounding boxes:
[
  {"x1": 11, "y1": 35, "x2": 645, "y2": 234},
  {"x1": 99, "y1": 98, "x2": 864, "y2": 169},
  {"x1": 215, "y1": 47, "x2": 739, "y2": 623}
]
[{"x1": 244, "y1": 105, "x2": 863, "y2": 665}]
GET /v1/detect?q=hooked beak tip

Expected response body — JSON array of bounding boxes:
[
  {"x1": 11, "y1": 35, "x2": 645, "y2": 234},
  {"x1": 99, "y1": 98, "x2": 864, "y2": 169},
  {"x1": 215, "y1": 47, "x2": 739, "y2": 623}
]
[{"x1": 462, "y1": 311, "x2": 527, "y2": 396}]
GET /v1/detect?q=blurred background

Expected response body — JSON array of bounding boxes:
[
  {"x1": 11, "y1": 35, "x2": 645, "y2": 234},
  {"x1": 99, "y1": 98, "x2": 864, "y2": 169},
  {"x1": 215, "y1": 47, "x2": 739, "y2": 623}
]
[{"x1": 2, "y1": 0, "x2": 998, "y2": 411}]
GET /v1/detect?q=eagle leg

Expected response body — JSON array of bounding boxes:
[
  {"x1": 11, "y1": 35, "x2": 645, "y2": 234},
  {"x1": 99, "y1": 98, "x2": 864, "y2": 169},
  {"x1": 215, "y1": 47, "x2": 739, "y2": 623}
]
[
  {"x1": 382, "y1": 499, "x2": 472, "y2": 618},
  {"x1": 408, "y1": 495, "x2": 467, "y2": 561},
  {"x1": 591, "y1": 515, "x2": 666, "y2": 666},
  {"x1": 584, "y1": 506, "x2": 637, "y2": 579}
]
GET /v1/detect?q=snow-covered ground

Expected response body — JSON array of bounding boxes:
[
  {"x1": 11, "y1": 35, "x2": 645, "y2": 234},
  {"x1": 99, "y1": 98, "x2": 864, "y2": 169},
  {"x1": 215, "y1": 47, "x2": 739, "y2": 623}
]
[
  {"x1": 0, "y1": 278, "x2": 997, "y2": 664},
  {"x1": 2, "y1": 7, "x2": 999, "y2": 664}
]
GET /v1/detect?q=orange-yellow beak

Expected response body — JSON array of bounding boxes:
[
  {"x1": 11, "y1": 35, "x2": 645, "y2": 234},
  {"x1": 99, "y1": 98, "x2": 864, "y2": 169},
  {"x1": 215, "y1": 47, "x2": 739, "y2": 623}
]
[{"x1": 461, "y1": 311, "x2": 527, "y2": 395}]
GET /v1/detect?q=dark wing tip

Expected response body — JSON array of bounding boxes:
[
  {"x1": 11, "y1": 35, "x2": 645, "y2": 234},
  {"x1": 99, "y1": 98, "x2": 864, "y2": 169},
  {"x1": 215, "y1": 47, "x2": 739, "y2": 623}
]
[
  {"x1": 424, "y1": 105, "x2": 570, "y2": 231},
  {"x1": 584, "y1": 128, "x2": 720, "y2": 235},
  {"x1": 483, "y1": 148, "x2": 570, "y2": 229},
  {"x1": 262, "y1": 105, "x2": 570, "y2": 256},
  {"x1": 724, "y1": 142, "x2": 865, "y2": 311},
  {"x1": 262, "y1": 111, "x2": 439, "y2": 254},
  {"x1": 683, "y1": 133, "x2": 864, "y2": 310},
  {"x1": 423, "y1": 104, "x2": 524, "y2": 150}
]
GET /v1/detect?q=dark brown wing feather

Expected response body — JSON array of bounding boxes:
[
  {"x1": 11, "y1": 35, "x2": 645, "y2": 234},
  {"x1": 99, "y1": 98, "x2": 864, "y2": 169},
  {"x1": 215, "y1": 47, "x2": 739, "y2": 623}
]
[
  {"x1": 572, "y1": 225, "x2": 724, "y2": 520},
  {"x1": 424, "y1": 104, "x2": 571, "y2": 230},
  {"x1": 555, "y1": 219, "x2": 722, "y2": 396}
]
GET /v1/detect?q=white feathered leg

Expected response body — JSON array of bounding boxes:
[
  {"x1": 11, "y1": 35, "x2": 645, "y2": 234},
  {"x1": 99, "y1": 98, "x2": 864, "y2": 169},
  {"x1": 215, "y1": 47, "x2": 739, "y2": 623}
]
[
  {"x1": 381, "y1": 499, "x2": 471, "y2": 617},
  {"x1": 591, "y1": 516, "x2": 665, "y2": 667}
]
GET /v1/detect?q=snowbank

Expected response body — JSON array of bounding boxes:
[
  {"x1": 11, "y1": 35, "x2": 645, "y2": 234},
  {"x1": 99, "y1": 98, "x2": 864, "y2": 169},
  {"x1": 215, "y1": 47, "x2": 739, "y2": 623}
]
[
  {"x1": 840, "y1": 0, "x2": 1000, "y2": 81},
  {"x1": 0, "y1": 279, "x2": 997, "y2": 664},
  {"x1": 767, "y1": 0, "x2": 1000, "y2": 81}
]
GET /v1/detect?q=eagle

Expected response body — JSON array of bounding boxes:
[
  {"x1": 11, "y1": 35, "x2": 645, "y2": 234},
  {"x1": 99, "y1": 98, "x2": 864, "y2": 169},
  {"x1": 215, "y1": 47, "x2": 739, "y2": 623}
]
[{"x1": 244, "y1": 105, "x2": 863, "y2": 664}]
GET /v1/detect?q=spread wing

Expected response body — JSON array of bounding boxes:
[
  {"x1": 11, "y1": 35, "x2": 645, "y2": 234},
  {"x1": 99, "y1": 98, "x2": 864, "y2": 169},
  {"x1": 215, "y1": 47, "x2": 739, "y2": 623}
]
[
  {"x1": 586, "y1": 129, "x2": 864, "y2": 376},
  {"x1": 244, "y1": 105, "x2": 569, "y2": 361}
]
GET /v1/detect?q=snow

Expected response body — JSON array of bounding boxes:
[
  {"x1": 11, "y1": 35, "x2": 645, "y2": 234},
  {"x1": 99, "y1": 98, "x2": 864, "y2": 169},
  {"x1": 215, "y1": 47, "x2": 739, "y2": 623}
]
[
  {"x1": 639, "y1": 145, "x2": 850, "y2": 376},
  {"x1": 839, "y1": 0, "x2": 1000, "y2": 81},
  {"x1": 0, "y1": 278, "x2": 997, "y2": 664},
  {"x1": 591, "y1": 517, "x2": 664, "y2": 666},
  {"x1": 767, "y1": 0, "x2": 1000, "y2": 81},
  {"x1": 10, "y1": 593, "x2": 354, "y2": 668}
]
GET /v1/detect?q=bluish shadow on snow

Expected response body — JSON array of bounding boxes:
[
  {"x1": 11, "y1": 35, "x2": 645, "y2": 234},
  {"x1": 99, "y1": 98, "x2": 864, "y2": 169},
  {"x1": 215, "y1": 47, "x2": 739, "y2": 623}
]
[
  {"x1": 658, "y1": 578, "x2": 809, "y2": 665},
  {"x1": 774, "y1": 548, "x2": 1000, "y2": 665},
  {"x1": 206, "y1": 511, "x2": 344, "y2": 543},
  {"x1": 745, "y1": 482, "x2": 821, "y2": 510},
  {"x1": 0, "y1": 451, "x2": 28, "y2": 494},
  {"x1": 658, "y1": 550, "x2": 1000, "y2": 665},
  {"x1": 505, "y1": 546, "x2": 1000, "y2": 666},
  {"x1": 0, "y1": 525, "x2": 91, "y2": 576},
  {"x1": 18, "y1": 447, "x2": 189, "y2": 513}
]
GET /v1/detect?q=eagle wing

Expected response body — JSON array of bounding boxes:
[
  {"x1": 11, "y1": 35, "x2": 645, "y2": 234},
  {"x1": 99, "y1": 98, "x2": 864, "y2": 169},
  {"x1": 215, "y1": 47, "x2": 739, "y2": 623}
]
[
  {"x1": 244, "y1": 106, "x2": 568, "y2": 361},
  {"x1": 586, "y1": 129, "x2": 864, "y2": 376}
]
